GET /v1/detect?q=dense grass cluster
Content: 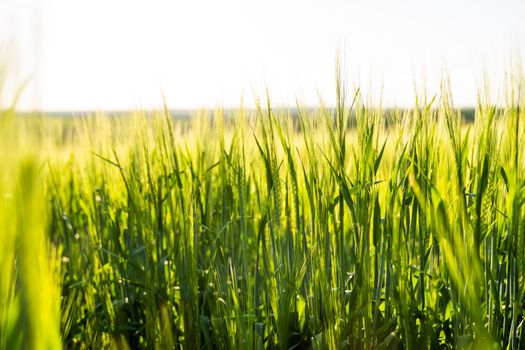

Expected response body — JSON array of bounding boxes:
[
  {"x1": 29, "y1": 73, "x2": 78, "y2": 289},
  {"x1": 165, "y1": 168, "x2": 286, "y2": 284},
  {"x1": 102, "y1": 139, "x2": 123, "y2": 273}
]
[{"x1": 1, "y1": 73, "x2": 525, "y2": 349}]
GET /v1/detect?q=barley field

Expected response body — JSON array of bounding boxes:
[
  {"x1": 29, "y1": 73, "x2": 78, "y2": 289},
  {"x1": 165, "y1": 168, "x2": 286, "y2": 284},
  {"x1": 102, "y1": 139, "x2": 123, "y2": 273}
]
[{"x1": 1, "y1": 72, "x2": 524, "y2": 349}]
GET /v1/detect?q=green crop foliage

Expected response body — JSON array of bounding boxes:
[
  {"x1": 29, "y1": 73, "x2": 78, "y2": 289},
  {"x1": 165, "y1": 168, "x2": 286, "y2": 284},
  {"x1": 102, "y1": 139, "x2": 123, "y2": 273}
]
[{"x1": 0, "y1": 64, "x2": 524, "y2": 349}]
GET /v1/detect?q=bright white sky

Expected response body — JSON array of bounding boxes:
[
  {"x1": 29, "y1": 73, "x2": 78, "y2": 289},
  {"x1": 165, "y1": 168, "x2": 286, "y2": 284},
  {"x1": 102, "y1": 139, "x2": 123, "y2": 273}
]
[{"x1": 1, "y1": 0, "x2": 524, "y2": 111}]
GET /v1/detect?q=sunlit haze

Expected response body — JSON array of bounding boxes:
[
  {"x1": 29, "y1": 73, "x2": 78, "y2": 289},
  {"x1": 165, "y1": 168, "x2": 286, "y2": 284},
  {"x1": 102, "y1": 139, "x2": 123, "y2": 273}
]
[{"x1": 1, "y1": 0, "x2": 524, "y2": 111}]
